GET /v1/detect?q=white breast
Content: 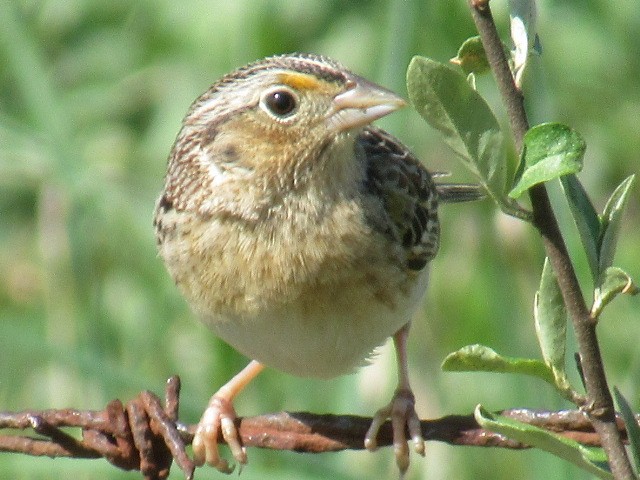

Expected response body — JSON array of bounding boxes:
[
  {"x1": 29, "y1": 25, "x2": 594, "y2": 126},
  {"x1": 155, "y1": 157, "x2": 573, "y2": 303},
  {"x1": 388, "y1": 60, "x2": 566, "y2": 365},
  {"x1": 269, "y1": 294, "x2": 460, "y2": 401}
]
[{"x1": 207, "y1": 267, "x2": 429, "y2": 378}]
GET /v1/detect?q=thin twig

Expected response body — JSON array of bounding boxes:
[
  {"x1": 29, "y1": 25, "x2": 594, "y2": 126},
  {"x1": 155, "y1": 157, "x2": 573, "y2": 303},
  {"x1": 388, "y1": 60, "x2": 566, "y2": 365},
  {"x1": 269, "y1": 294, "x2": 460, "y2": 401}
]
[{"x1": 467, "y1": 2, "x2": 635, "y2": 478}]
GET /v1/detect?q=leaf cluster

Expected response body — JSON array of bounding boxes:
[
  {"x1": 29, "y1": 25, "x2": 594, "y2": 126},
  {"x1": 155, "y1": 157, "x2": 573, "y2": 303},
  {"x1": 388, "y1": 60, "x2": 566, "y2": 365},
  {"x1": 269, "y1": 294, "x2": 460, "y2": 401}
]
[{"x1": 407, "y1": 36, "x2": 637, "y2": 476}]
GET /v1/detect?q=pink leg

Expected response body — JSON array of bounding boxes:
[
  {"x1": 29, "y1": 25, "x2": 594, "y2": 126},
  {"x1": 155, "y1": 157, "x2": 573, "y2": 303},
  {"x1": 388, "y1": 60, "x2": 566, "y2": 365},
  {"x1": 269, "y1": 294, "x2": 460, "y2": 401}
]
[
  {"x1": 192, "y1": 360, "x2": 265, "y2": 473},
  {"x1": 364, "y1": 323, "x2": 424, "y2": 475}
]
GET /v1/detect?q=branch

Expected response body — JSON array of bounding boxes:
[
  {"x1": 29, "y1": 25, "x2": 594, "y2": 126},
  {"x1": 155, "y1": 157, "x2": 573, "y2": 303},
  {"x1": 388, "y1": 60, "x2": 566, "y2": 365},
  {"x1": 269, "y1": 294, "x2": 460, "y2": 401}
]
[
  {"x1": 467, "y1": 1, "x2": 635, "y2": 478},
  {"x1": 0, "y1": 377, "x2": 635, "y2": 479}
]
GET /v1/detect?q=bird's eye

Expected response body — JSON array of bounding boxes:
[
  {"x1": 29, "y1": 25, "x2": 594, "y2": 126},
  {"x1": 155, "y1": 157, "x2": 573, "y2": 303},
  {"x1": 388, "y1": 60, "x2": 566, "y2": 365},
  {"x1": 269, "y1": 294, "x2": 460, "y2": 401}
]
[{"x1": 261, "y1": 88, "x2": 298, "y2": 118}]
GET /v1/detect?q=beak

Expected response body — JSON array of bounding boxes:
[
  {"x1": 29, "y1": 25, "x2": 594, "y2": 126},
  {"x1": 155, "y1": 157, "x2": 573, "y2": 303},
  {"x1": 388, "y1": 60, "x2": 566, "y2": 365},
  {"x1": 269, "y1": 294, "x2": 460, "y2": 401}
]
[{"x1": 326, "y1": 74, "x2": 406, "y2": 132}]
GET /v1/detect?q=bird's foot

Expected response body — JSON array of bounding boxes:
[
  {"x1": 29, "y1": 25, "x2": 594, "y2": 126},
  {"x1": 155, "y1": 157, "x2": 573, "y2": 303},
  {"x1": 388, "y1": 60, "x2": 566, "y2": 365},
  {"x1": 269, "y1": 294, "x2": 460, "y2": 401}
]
[
  {"x1": 192, "y1": 395, "x2": 246, "y2": 474},
  {"x1": 364, "y1": 388, "x2": 425, "y2": 476}
]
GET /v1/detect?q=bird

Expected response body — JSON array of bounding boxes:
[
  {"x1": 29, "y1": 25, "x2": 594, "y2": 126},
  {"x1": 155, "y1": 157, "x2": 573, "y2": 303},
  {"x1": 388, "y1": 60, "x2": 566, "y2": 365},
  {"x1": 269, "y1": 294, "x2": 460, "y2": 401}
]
[{"x1": 153, "y1": 53, "x2": 476, "y2": 475}]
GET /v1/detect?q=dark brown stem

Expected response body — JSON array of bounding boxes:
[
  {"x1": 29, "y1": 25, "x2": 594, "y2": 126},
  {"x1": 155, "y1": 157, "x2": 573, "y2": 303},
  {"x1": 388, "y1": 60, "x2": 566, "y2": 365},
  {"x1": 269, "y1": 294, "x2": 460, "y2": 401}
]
[{"x1": 468, "y1": 2, "x2": 635, "y2": 478}]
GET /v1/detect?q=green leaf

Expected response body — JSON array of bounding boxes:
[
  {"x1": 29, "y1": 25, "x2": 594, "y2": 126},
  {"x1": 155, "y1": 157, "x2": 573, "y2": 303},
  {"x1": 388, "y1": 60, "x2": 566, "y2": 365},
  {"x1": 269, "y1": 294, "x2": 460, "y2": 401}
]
[
  {"x1": 560, "y1": 175, "x2": 601, "y2": 281},
  {"x1": 613, "y1": 387, "x2": 640, "y2": 474},
  {"x1": 509, "y1": 123, "x2": 586, "y2": 198},
  {"x1": 442, "y1": 344, "x2": 554, "y2": 384},
  {"x1": 534, "y1": 259, "x2": 567, "y2": 377},
  {"x1": 475, "y1": 406, "x2": 613, "y2": 479},
  {"x1": 406, "y1": 56, "x2": 506, "y2": 202},
  {"x1": 598, "y1": 175, "x2": 636, "y2": 274},
  {"x1": 450, "y1": 36, "x2": 490, "y2": 75},
  {"x1": 592, "y1": 267, "x2": 639, "y2": 318},
  {"x1": 534, "y1": 259, "x2": 579, "y2": 401}
]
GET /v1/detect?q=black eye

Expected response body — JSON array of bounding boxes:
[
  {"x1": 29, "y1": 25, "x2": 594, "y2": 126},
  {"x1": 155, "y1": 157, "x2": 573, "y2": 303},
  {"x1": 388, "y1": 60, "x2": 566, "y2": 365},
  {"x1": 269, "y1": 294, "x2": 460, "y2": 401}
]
[{"x1": 263, "y1": 90, "x2": 297, "y2": 117}]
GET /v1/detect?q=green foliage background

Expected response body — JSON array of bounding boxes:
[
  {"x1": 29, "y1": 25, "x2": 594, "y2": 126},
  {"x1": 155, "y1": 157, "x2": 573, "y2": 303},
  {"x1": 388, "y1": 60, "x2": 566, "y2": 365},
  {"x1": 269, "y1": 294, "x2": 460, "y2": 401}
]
[{"x1": 1, "y1": 1, "x2": 638, "y2": 479}]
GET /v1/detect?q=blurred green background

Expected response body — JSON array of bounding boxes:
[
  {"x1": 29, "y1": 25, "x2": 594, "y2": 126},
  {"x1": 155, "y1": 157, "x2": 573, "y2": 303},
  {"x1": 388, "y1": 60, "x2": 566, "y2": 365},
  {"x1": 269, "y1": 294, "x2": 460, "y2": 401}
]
[{"x1": 1, "y1": 1, "x2": 638, "y2": 479}]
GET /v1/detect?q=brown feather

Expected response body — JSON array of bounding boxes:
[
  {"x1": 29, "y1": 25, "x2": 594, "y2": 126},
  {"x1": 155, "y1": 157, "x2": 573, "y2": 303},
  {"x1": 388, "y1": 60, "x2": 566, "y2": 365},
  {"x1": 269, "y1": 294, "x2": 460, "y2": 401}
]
[{"x1": 360, "y1": 126, "x2": 440, "y2": 271}]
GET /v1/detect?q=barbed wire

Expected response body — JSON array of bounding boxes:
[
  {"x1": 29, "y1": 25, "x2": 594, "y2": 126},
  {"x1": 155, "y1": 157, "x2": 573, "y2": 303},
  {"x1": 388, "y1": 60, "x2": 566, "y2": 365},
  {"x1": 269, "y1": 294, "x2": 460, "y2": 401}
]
[{"x1": 0, "y1": 376, "x2": 629, "y2": 480}]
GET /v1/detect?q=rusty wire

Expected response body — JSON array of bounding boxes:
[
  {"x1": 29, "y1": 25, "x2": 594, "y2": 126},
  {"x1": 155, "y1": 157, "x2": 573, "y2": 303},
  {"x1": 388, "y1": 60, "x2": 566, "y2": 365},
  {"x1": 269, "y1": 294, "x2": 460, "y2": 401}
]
[{"x1": 0, "y1": 376, "x2": 630, "y2": 479}]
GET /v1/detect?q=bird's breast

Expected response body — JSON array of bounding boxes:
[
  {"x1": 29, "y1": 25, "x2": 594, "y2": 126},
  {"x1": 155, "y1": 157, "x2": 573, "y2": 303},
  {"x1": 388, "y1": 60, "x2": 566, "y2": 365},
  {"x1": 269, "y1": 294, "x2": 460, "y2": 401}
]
[{"x1": 157, "y1": 188, "x2": 427, "y2": 377}]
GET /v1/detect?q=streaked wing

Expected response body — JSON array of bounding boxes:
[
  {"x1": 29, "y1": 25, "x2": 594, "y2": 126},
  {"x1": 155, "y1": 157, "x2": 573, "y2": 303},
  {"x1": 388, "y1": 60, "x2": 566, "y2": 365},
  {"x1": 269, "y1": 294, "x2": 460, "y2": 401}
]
[{"x1": 359, "y1": 126, "x2": 440, "y2": 272}]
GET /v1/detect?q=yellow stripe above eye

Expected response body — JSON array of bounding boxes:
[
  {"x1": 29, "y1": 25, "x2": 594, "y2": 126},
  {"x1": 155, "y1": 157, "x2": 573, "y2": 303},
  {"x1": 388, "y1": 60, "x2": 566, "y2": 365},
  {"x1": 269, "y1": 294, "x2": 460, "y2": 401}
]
[{"x1": 277, "y1": 72, "x2": 325, "y2": 91}]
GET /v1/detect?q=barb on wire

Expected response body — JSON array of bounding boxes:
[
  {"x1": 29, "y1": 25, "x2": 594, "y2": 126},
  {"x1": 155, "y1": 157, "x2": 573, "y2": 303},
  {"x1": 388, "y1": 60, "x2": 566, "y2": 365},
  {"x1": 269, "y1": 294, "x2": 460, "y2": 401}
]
[{"x1": 0, "y1": 376, "x2": 194, "y2": 480}]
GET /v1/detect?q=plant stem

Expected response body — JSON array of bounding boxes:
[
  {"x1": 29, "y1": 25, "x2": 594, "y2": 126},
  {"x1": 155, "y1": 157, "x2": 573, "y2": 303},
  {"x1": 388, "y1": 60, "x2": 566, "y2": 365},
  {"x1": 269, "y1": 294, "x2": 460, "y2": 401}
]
[{"x1": 467, "y1": 1, "x2": 635, "y2": 478}]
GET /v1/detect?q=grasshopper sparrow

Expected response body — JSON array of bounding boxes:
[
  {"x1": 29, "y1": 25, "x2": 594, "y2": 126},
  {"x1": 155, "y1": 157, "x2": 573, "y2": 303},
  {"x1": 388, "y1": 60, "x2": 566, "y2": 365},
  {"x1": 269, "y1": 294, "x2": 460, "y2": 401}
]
[{"x1": 154, "y1": 53, "x2": 443, "y2": 475}]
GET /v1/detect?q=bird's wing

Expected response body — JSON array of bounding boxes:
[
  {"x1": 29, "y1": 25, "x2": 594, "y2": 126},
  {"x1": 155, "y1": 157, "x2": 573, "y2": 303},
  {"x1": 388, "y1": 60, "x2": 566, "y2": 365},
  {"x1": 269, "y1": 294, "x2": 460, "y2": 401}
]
[{"x1": 359, "y1": 126, "x2": 440, "y2": 272}]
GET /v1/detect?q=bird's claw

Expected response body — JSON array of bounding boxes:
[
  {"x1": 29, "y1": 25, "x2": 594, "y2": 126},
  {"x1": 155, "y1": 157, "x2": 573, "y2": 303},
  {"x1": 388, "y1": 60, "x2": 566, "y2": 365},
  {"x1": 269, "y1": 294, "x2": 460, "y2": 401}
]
[
  {"x1": 192, "y1": 396, "x2": 246, "y2": 474},
  {"x1": 364, "y1": 388, "x2": 425, "y2": 475}
]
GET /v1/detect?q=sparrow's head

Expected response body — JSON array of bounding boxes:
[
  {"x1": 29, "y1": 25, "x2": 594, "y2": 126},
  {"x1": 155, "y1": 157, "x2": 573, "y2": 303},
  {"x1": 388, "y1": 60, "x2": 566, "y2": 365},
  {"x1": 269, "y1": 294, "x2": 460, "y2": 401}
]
[{"x1": 161, "y1": 53, "x2": 406, "y2": 215}]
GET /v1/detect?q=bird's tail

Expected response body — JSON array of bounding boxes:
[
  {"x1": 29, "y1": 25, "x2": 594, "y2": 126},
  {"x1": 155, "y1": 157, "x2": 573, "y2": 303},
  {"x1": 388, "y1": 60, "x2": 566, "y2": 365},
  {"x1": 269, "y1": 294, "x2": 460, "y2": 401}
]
[{"x1": 435, "y1": 181, "x2": 486, "y2": 203}]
